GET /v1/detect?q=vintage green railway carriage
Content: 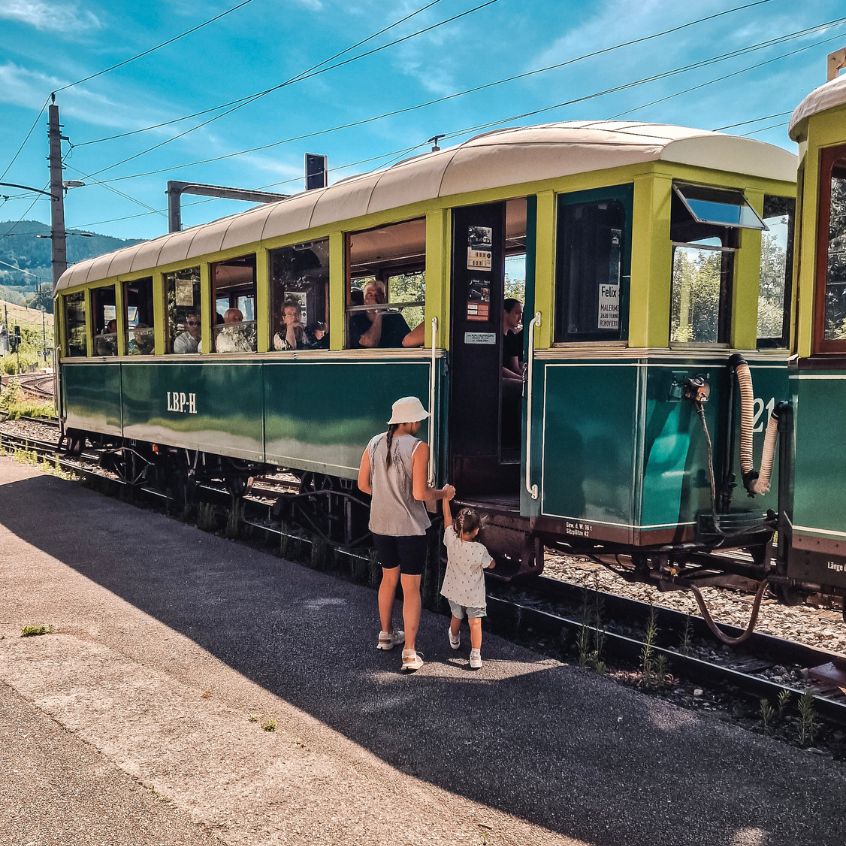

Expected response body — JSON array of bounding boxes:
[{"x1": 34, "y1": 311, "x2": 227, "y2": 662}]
[
  {"x1": 55, "y1": 120, "x2": 797, "y2": 578},
  {"x1": 783, "y1": 61, "x2": 846, "y2": 600}
]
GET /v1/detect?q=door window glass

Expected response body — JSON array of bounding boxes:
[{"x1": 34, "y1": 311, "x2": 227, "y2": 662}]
[
  {"x1": 757, "y1": 196, "x2": 794, "y2": 347},
  {"x1": 555, "y1": 188, "x2": 631, "y2": 342}
]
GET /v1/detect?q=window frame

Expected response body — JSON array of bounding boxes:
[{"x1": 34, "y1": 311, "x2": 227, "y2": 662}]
[
  {"x1": 62, "y1": 291, "x2": 87, "y2": 358},
  {"x1": 553, "y1": 183, "x2": 633, "y2": 344},
  {"x1": 813, "y1": 144, "x2": 846, "y2": 354},
  {"x1": 345, "y1": 217, "x2": 426, "y2": 350},
  {"x1": 122, "y1": 276, "x2": 155, "y2": 356},
  {"x1": 756, "y1": 195, "x2": 795, "y2": 350},
  {"x1": 210, "y1": 253, "x2": 257, "y2": 354},
  {"x1": 163, "y1": 265, "x2": 202, "y2": 355}
]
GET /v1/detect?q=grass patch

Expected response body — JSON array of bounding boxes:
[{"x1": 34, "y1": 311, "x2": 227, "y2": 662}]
[
  {"x1": 261, "y1": 718, "x2": 278, "y2": 732},
  {"x1": 21, "y1": 624, "x2": 52, "y2": 637}
]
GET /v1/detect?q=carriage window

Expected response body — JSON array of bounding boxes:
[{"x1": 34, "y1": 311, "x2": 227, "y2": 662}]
[
  {"x1": 670, "y1": 185, "x2": 742, "y2": 345},
  {"x1": 270, "y1": 240, "x2": 329, "y2": 351},
  {"x1": 555, "y1": 189, "x2": 630, "y2": 342},
  {"x1": 757, "y1": 196, "x2": 795, "y2": 348},
  {"x1": 212, "y1": 254, "x2": 256, "y2": 353},
  {"x1": 92, "y1": 285, "x2": 117, "y2": 356},
  {"x1": 63, "y1": 292, "x2": 86, "y2": 357},
  {"x1": 165, "y1": 267, "x2": 201, "y2": 354},
  {"x1": 346, "y1": 218, "x2": 426, "y2": 349},
  {"x1": 124, "y1": 277, "x2": 155, "y2": 356},
  {"x1": 818, "y1": 152, "x2": 846, "y2": 350}
]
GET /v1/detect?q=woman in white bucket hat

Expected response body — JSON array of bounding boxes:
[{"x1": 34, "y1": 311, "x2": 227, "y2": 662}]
[{"x1": 358, "y1": 396, "x2": 455, "y2": 672}]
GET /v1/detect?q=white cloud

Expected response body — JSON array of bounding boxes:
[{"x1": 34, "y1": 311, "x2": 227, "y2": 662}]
[{"x1": 0, "y1": 0, "x2": 103, "y2": 33}]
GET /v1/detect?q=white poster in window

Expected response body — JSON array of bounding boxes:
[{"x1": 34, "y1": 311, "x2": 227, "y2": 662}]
[
  {"x1": 598, "y1": 283, "x2": 619, "y2": 330},
  {"x1": 175, "y1": 278, "x2": 194, "y2": 306}
]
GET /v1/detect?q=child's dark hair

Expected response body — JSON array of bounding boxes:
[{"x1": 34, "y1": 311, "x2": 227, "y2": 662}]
[{"x1": 455, "y1": 507, "x2": 481, "y2": 537}]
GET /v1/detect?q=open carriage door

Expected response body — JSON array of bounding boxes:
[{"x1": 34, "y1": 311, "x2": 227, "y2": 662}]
[{"x1": 449, "y1": 198, "x2": 537, "y2": 500}]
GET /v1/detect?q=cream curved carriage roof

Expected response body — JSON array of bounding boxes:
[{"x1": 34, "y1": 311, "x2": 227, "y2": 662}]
[
  {"x1": 789, "y1": 73, "x2": 846, "y2": 140},
  {"x1": 56, "y1": 120, "x2": 797, "y2": 292}
]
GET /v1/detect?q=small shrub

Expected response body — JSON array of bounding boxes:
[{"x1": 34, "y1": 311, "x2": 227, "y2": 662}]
[
  {"x1": 797, "y1": 690, "x2": 819, "y2": 747},
  {"x1": 759, "y1": 698, "x2": 775, "y2": 732},
  {"x1": 21, "y1": 624, "x2": 52, "y2": 637},
  {"x1": 261, "y1": 718, "x2": 277, "y2": 732}
]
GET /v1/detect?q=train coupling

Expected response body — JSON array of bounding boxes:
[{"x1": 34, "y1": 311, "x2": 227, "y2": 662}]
[{"x1": 477, "y1": 520, "x2": 544, "y2": 582}]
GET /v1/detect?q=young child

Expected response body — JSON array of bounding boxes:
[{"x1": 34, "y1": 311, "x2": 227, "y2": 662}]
[{"x1": 440, "y1": 498, "x2": 495, "y2": 669}]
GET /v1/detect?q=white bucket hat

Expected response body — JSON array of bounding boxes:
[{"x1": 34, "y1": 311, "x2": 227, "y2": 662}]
[{"x1": 387, "y1": 396, "x2": 430, "y2": 425}]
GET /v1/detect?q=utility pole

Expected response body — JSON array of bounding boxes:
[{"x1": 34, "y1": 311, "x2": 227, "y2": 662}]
[{"x1": 48, "y1": 96, "x2": 68, "y2": 290}]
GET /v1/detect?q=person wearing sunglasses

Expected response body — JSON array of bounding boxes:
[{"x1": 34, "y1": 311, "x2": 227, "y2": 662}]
[{"x1": 173, "y1": 309, "x2": 201, "y2": 354}]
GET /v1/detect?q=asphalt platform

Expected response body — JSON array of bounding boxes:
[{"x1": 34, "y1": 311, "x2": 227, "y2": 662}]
[{"x1": 1, "y1": 456, "x2": 844, "y2": 846}]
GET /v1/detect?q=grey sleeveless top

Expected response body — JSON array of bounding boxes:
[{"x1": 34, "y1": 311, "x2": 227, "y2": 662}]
[{"x1": 367, "y1": 432, "x2": 431, "y2": 536}]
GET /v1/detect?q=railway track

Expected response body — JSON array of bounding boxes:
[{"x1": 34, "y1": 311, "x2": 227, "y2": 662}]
[
  {"x1": 1, "y1": 421, "x2": 845, "y2": 732},
  {"x1": 5, "y1": 372, "x2": 55, "y2": 399}
]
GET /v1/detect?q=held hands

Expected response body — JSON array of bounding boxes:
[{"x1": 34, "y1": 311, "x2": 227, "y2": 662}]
[{"x1": 442, "y1": 484, "x2": 456, "y2": 501}]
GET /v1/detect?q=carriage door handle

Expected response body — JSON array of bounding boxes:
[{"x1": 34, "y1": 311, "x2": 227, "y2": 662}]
[
  {"x1": 428, "y1": 316, "x2": 438, "y2": 486},
  {"x1": 524, "y1": 312, "x2": 541, "y2": 500}
]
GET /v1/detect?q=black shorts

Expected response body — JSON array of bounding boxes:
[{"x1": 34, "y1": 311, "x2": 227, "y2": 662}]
[{"x1": 371, "y1": 533, "x2": 428, "y2": 576}]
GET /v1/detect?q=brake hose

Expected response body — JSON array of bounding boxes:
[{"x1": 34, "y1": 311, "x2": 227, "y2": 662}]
[{"x1": 729, "y1": 354, "x2": 759, "y2": 494}]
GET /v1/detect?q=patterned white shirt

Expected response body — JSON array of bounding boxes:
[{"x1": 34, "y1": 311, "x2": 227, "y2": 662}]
[{"x1": 440, "y1": 528, "x2": 493, "y2": 609}]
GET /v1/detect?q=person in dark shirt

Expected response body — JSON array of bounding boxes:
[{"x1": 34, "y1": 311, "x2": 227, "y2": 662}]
[
  {"x1": 349, "y1": 279, "x2": 411, "y2": 349},
  {"x1": 502, "y1": 298, "x2": 523, "y2": 381}
]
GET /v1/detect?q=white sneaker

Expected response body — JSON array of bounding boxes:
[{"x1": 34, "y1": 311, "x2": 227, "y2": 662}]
[
  {"x1": 376, "y1": 630, "x2": 405, "y2": 650},
  {"x1": 469, "y1": 649, "x2": 482, "y2": 670},
  {"x1": 448, "y1": 627, "x2": 461, "y2": 650},
  {"x1": 400, "y1": 649, "x2": 424, "y2": 673}
]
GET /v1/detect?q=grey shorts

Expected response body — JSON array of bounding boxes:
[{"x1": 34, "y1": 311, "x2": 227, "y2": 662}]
[{"x1": 447, "y1": 599, "x2": 486, "y2": 619}]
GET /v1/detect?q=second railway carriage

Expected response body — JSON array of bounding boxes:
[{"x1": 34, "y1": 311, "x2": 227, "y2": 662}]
[
  {"x1": 779, "y1": 56, "x2": 846, "y2": 609},
  {"x1": 54, "y1": 120, "x2": 799, "y2": 607}
]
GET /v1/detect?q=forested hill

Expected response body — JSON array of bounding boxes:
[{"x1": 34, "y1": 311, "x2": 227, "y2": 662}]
[{"x1": 0, "y1": 219, "x2": 143, "y2": 308}]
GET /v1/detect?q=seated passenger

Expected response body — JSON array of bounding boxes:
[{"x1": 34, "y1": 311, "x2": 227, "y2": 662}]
[
  {"x1": 174, "y1": 310, "x2": 201, "y2": 354},
  {"x1": 95, "y1": 319, "x2": 118, "y2": 356},
  {"x1": 349, "y1": 280, "x2": 411, "y2": 349},
  {"x1": 128, "y1": 323, "x2": 154, "y2": 355},
  {"x1": 273, "y1": 301, "x2": 309, "y2": 350},
  {"x1": 308, "y1": 320, "x2": 329, "y2": 349},
  {"x1": 215, "y1": 307, "x2": 253, "y2": 353}
]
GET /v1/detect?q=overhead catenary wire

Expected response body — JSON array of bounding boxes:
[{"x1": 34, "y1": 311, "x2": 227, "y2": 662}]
[
  {"x1": 711, "y1": 111, "x2": 793, "y2": 131},
  {"x1": 74, "y1": 0, "x2": 501, "y2": 182},
  {"x1": 0, "y1": 1, "x2": 258, "y2": 183},
  {"x1": 76, "y1": 0, "x2": 446, "y2": 147},
  {"x1": 80, "y1": 15, "x2": 846, "y2": 189}
]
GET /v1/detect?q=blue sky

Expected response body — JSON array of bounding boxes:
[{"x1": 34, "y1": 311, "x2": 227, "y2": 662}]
[{"x1": 0, "y1": 0, "x2": 844, "y2": 241}]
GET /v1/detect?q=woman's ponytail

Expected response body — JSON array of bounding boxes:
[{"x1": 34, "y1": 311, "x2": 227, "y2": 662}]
[{"x1": 385, "y1": 423, "x2": 399, "y2": 468}]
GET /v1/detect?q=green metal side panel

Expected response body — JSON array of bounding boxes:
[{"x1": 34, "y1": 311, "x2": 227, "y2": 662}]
[
  {"x1": 791, "y1": 373, "x2": 846, "y2": 540},
  {"x1": 640, "y1": 361, "x2": 722, "y2": 531},
  {"x1": 62, "y1": 362, "x2": 122, "y2": 436},
  {"x1": 263, "y1": 359, "x2": 433, "y2": 479},
  {"x1": 539, "y1": 362, "x2": 638, "y2": 537},
  {"x1": 121, "y1": 361, "x2": 264, "y2": 461}
]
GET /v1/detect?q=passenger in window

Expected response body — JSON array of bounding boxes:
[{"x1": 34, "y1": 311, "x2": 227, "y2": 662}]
[
  {"x1": 95, "y1": 319, "x2": 118, "y2": 356},
  {"x1": 273, "y1": 300, "x2": 311, "y2": 350},
  {"x1": 215, "y1": 307, "x2": 253, "y2": 353},
  {"x1": 502, "y1": 299, "x2": 523, "y2": 381},
  {"x1": 350, "y1": 280, "x2": 411, "y2": 349},
  {"x1": 308, "y1": 320, "x2": 329, "y2": 350},
  {"x1": 174, "y1": 309, "x2": 201, "y2": 354},
  {"x1": 129, "y1": 323, "x2": 154, "y2": 355}
]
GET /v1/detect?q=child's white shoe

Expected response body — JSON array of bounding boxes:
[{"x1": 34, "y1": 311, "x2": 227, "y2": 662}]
[
  {"x1": 448, "y1": 627, "x2": 461, "y2": 650},
  {"x1": 469, "y1": 649, "x2": 482, "y2": 670},
  {"x1": 400, "y1": 649, "x2": 424, "y2": 673},
  {"x1": 377, "y1": 629, "x2": 405, "y2": 650}
]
